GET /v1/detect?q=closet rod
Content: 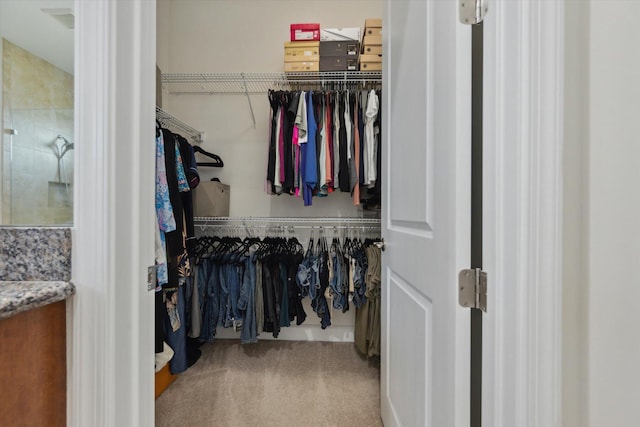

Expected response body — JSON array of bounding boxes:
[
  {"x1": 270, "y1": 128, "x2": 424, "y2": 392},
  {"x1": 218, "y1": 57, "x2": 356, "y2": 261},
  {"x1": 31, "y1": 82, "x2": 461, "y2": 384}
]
[
  {"x1": 194, "y1": 217, "x2": 381, "y2": 226},
  {"x1": 198, "y1": 225, "x2": 381, "y2": 232},
  {"x1": 156, "y1": 106, "x2": 204, "y2": 144}
]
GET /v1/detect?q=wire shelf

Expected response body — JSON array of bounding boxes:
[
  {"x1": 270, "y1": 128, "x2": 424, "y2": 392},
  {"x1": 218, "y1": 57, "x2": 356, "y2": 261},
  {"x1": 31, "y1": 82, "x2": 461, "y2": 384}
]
[
  {"x1": 194, "y1": 217, "x2": 381, "y2": 239},
  {"x1": 156, "y1": 106, "x2": 204, "y2": 144},
  {"x1": 161, "y1": 72, "x2": 383, "y2": 95},
  {"x1": 195, "y1": 216, "x2": 380, "y2": 230}
]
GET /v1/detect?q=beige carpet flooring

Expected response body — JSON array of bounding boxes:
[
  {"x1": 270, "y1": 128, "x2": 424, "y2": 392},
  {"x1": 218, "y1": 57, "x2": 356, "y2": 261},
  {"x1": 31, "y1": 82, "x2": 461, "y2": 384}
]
[{"x1": 156, "y1": 340, "x2": 382, "y2": 427}]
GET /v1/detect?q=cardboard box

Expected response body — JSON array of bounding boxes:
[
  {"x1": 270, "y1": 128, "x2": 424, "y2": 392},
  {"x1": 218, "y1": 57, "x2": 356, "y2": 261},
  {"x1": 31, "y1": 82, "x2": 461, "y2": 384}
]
[
  {"x1": 365, "y1": 18, "x2": 383, "y2": 28},
  {"x1": 363, "y1": 35, "x2": 382, "y2": 46},
  {"x1": 362, "y1": 45, "x2": 383, "y2": 55},
  {"x1": 193, "y1": 181, "x2": 230, "y2": 217},
  {"x1": 290, "y1": 23, "x2": 320, "y2": 41},
  {"x1": 359, "y1": 54, "x2": 382, "y2": 63},
  {"x1": 285, "y1": 54, "x2": 320, "y2": 62},
  {"x1": 320, "y1": 56, "x2": 358, "y2": 72},
  {"x1": 320, "y1": 41, "x2": 360, "y2": 57},
  {"x1": 284, "y1": 41, "x2": 319, "y2": 49},
  {"x1": 360, "y1": 62, "x2": 382, "y2": 71},
  {"x1": 284, "y1": 41, "x2": 320, "y2": 58},
  {"x1": 284, "y1": 61, "x2": 320, "y2": 72},
  {"x1": 320, "y1": 27, "x2": 361, "y2": 42},
  {"x1": 364, "y1": 27, "x2": 383, "y2": 36}
]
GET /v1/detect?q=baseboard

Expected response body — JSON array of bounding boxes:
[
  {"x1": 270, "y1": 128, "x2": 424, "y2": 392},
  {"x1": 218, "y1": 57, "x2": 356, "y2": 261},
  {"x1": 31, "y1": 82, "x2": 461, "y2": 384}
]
[{"x1": 214, "y1": 325, "x2": 355, "y2": 342}]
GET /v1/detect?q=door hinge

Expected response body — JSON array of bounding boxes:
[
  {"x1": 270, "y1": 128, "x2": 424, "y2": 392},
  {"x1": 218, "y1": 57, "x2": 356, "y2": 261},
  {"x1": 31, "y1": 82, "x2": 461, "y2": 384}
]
[
  {"x1": 147, "y1": 265, "x2": 157, "y2": 292},
  {"x1": 458, "y1": 268, "x2": 487, "y2": 312},
  {"x1": 459, "y1": 0, "x2": 488, "y2": 25}
]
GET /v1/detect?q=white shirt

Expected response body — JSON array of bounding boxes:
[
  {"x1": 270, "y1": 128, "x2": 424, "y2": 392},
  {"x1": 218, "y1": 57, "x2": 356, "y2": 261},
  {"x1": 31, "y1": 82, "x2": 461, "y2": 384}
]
[{"x1": 365, "y1": 90, "x2": 379, "y2": 187}]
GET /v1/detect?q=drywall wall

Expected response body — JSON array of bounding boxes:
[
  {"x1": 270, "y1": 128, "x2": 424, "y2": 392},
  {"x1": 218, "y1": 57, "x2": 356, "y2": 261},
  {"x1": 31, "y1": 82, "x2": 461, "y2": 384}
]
[
  {"x1": 586, "y1": 2, "x2": 640, "y2": 426},
  {"x1": 562, "y1": 2, "x2": 589, "y2": 426},
  {"x1": 157, "y1": 0, "x2": 383, "y2": 217}
]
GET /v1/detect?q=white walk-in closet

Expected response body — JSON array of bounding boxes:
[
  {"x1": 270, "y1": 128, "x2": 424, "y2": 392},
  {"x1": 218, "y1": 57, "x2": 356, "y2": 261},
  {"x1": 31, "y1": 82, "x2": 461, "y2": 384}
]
[{"x1": 154, "y1": 1, "x2": 385, "y2": 425}]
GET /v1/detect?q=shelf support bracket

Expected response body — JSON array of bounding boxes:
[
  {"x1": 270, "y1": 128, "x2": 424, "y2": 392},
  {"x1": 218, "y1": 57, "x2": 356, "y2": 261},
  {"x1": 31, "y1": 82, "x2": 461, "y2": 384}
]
[{"x1": 240, "y1": 73, "x2": 256, "y2": 129}]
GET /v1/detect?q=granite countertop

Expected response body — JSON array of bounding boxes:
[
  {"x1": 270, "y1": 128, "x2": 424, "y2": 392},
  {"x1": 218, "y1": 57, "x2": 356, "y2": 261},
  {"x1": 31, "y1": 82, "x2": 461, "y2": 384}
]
[{"x1": 0, "y1": 281, "x2": 76, "y2": 320}]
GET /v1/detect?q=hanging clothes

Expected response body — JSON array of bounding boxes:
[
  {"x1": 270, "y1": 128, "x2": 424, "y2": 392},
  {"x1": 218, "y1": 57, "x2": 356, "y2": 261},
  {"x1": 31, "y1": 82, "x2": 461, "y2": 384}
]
[
  {"x1": 303, "y1": 91, "x2": 318, "y2": 206},
  {"x1": 154, "y1": 120, "x2": 203, "y2": 372},
  {"x1": 264, "y1": 88, "x2": 382, "y2": 208},
  {"x1": 355, "y1": 242, "x2": 382, "y2": 358},
  {"x1": 191, "y1": 231, "x2": 382, "y2": 342}
]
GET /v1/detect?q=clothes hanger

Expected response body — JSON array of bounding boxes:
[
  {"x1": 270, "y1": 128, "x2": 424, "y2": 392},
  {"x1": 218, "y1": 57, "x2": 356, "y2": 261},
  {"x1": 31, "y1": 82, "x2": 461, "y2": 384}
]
[{"x1": 193, "y1": 145, "x2": 224, "y2": 168}]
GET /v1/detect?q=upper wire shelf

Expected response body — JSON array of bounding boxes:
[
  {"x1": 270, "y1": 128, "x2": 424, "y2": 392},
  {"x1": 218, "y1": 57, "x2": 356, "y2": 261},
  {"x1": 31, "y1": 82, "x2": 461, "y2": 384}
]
[
  {"x1": 156, "y1": 106, "x2": 204, "y2": 144},
  {"x1": 161, "y1": 72, "x2": 383, "y2": 95},
  {"x1": 194, "y1": 216, "x2": 380, "y2": 229},
  {"x1": 193, "y1": 217, "x2": 381, "y2": 238}
]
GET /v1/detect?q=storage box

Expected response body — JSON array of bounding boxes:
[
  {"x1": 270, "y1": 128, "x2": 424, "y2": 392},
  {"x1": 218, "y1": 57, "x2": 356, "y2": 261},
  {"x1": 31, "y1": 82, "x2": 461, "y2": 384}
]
[
  {"x1": 320, "y1": 27, "x2": 361, "y2": 42},
  {"x1": 360, "y1": 62, "x2": 382, "y2": 71},
  {"x1": 359, "y1": 54, "x2": 382, "y2": 63},
  {"x1": 284, "y1": 61, "x2": 320, "y2": 72},
  {"x1": 364, "y1": 27, "x2": 383, "y2": 36},
  {"x1": 365, "y1": 18, "x2": 383, "y2": 28},
  {"x1": 362, "y1": 45, "x2": 383, "y2": 55},
  {"x1": 320, "y1": 41, "x2": 360, "y2": 57},
  {"x1": 363, "y1": 35, "x2": 382, "y2": 46},
  {"x1": 320, "y1": 56, "x2": 358, "y2": 71},
  {"x1": 290, "y1": 23, "x2": 320, "y2": 41},
  {"x1": 284, "y1": 41, "x2": 320, "y2": 58},
  {"x1": 285, "y1": 54, "x2": 320, "y2": 62},
  {"x1": 193, "y1": 181, "x2": 230, "y2": 217}
]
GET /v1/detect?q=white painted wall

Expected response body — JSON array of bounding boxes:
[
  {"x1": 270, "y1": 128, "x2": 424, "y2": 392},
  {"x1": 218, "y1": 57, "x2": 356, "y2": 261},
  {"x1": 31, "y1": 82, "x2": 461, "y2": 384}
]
[
  {"x1": 562, "y1": 1, "x2": 589, "y2": 426},
  {"x1": 564, "y1": 1, "x2": 640, "y2": 426},
  {"x1": 157, "y1": 0, "x2": 382, "y2": 218},
  {"x1": 587, "y1": 2, "x2": 640, "y2": 426}
]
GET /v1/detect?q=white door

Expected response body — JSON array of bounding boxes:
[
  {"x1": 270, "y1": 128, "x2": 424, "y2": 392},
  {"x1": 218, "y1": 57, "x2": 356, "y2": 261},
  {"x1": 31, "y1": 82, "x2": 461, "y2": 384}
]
[{"x1": 381, "y1": 1, "x2": 471, "y2": 426}]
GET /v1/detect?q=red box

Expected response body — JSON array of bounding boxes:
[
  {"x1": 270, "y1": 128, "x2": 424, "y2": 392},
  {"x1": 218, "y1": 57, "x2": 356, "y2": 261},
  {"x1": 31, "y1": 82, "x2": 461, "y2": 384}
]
[{"x1": 290, "y1": 23, "x2": 320, "y2": 42}]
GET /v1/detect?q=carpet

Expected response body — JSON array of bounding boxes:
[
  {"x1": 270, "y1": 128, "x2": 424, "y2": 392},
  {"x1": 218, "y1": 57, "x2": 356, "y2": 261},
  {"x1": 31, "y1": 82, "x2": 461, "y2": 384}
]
[{"x1": 155, "y1": 339, "x2": 382, "y2": 427}]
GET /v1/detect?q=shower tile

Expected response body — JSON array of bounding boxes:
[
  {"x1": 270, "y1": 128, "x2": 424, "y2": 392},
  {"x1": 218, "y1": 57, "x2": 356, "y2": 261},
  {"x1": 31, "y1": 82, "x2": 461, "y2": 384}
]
[
  {"x1": 34, "y1": 125, "x2": 58, "y2": 153},
  {"x1": 48, "y1": 182, "x2": 72, "y2": 208}
]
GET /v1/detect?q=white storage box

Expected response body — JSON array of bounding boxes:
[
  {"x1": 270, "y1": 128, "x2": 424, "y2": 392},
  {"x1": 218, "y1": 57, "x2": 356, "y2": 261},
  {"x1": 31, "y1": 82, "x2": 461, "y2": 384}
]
[{"x1": 320, "y1": 27, "x2": 361, "y2": 42}]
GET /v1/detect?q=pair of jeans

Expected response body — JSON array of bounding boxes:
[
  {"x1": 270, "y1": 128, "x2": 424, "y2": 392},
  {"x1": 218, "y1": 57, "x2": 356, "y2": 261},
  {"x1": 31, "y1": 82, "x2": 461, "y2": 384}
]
[
  {"x1": 198, "y1": 258, "x2": 219, "y2": 342},
  {"x1": 352, "y1": 251, "x2": 368, "y2": 309},
  {"x1": 279, "y1": 261, "x2": 290, "y2": 328},
  {"x1": 286, "y1": 255, "x2": 306, "y2": 325},
  {"x1": 296, "y1": 254, "x2": 314, "y2": 298},
  {"x1": 219, "y1": 255, "x2": 244, "y2": 329},
  {"x1": 316, "y1": 252, "x2": 331, "y2": 329},
  {"x1": 329, "y1": 250, "x2": 348, "y2": 311},
  {"x1": 238, "y1": 254, "x2": 257, "y2": 344},
  {"x1": 262, "y1": 259, "x2": 282, "y2": 338}
]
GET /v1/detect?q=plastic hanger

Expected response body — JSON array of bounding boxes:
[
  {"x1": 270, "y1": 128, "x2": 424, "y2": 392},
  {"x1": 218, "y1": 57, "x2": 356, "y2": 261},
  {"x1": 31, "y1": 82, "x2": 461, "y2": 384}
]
[{"x1": 193, "y1": 145, "x2": 224, "y2": 168}]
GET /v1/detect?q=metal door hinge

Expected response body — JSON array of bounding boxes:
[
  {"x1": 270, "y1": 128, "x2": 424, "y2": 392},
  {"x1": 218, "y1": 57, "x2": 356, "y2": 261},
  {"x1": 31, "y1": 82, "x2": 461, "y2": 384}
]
[
  {"x1": 459, "y1": 0, "x2": 488, "y2": 25},
  {"x1": 458, "y1": 268, "x2": 487, "y2": 312},
  {"x1": 147, "y1": 265, "x2": 157, "y2": 291}
]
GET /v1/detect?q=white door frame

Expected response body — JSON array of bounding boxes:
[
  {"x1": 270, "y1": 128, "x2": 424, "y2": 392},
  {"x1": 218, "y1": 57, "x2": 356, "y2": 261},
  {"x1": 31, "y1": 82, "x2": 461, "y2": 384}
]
[
  {"x1": 69, "y1": 0, "x2": 156, "y2": 426},
  {"x1": 67, "y1": 1, "x2": 564, "y2": 425},
  {"x1": 483, "y1": 1, "x2": 564, "y2": 426}
]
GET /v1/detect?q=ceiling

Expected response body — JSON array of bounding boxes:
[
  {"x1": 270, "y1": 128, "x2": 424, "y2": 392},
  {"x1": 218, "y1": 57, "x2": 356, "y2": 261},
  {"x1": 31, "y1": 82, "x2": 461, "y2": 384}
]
[{"x1": 0, "y1": 0, "x2": 74, "y2": 74}]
